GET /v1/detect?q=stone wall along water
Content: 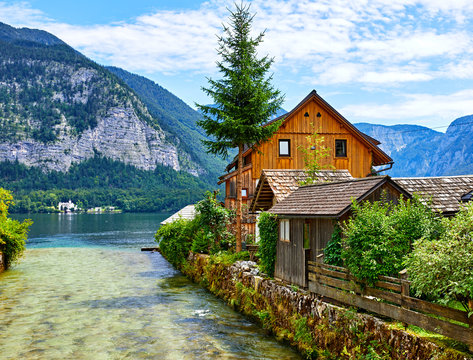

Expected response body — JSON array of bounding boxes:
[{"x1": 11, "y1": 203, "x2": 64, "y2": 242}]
[{"x1": 181, "y1": 252, "x2": 472, "y2": 360}]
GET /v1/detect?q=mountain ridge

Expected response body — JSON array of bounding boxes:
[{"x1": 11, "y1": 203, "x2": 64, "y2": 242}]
[
  {"x1": 0, "y1": 21, "x2": 208, "y2": 177},
  {"x1": 355, "y1": 115, "x2": 473, "y2": 177}
]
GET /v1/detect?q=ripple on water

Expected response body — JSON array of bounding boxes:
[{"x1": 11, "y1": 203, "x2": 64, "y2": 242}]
[{"x1": 0, "y1": 248, "x2": 300, "y2": 360}]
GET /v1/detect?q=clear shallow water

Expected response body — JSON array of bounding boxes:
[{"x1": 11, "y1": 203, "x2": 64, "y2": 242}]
[{"x1": 1, "y1": 213, "x2": 300, "y2": 359}]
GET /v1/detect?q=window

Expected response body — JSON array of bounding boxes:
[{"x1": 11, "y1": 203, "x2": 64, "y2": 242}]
[
  {"x1": 241, "y1": 188, "x2": 248, "y2": 198},
  {"x1": 229, "y1": 179, "x2": 236, "y2": 198},
  {"x1": 280, "y1": 219, "x2": 290, "y2": 242},
  {"x1": 244, "y1": 154, "x2": 252, "y2": 166},
  {"x1": 303, "y1": 222, "x2": 310, "y2": 249},
  {"x1": 279, "y1": 139, "x2": 291, "y2": 157},
  {"x1": 335, "y1": 139, "x2": 347, "y2": 157}
]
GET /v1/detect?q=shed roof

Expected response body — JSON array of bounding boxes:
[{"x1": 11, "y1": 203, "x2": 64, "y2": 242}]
[
  {"x1": 393, "y1": 175, "x2": 473, "y2": 214},
  {"x1": 250, "y1": 169, "x2": 353, "y2": 212},
  {"x1": 160, "y1": 205, "x2": 196, "y2": 225},
  {"x1": 269, "y1": 176, "x2": 409, "y2": 218}
]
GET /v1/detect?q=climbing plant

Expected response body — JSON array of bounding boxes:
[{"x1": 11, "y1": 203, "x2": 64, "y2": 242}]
[
  {"x1": 257, "y1": 212, "x2": 278, "y2": 277},
  {"x1": 297, "y1": 126, "x2": 334, "y2": 185}
]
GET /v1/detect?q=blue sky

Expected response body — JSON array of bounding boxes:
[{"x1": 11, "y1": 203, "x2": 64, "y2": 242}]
[{"x1": 1, "y1": 0, "x2": 473, "y2": 130}]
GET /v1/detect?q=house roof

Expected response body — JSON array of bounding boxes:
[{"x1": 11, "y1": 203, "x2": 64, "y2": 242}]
[
  {"x1": 160, "y1": 205, "x2": 196, "y2": 225},
  {"x1": 223, "y1": 90, "x2": 392, "y2": 173},
  {"x1": 269, "y1": 176, "x2": 409, "y2": 218},
  {"x1": 250, "y1": 169, "x2": 353, "y2": 212},
  {"x1": 393, "y1": 175, "x2": 473, "y2": 214}
]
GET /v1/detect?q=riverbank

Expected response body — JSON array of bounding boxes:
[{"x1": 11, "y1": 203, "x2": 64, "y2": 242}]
[{"x1": 175, "y1": 251, "x2": 471, "y2": 360}]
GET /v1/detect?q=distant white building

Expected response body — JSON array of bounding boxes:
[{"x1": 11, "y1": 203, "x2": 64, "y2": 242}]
[{"x1": 58, "y1": 200, "x2": 77, "y2": 212}]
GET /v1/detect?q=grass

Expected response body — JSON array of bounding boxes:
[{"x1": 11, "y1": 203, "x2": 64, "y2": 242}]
[{"x1": 389, "y1": 322, "x2": 471, "y2": 354}]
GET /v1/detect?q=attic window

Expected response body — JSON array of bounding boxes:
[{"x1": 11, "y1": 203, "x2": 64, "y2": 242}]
[
  {"x1": 335, "y1": 139, "x2": 347, "y2": 157},
  {"x1": 279, "y1": 139, "x2": 291, "y2": 157}
]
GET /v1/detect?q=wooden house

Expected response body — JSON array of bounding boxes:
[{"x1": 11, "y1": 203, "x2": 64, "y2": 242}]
[
  {"x1": 268, "y1": 176, "x2": 410, "y2": 287},
  {"x1": 218, "y1": 90, "x2": 393, "y2": 236},
  {"x1": 394, "y1": 175, "x2": 473, "y2": 216}
]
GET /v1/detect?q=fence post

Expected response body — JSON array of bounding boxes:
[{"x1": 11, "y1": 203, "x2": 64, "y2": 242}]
[
  {"x1": 399, "y1": 269, "x2": 410, "y2": 328},
  {"x1": 312, "y1": 253, "x2": 323, "y2": 295}
]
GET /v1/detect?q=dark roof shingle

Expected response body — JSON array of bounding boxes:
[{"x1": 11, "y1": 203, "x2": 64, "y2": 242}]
[{"x1": 269, "y1": 176, "x2": 398, "y2": 217}]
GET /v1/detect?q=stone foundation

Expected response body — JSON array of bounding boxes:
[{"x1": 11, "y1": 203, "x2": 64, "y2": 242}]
[{"x1": 180, "y1": 252, "x2": 471, "y2": 360}]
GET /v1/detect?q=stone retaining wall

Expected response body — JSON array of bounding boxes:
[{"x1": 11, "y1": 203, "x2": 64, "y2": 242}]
[{"x1": 181, "y1": 252, "x2": 471, "y2": 360}]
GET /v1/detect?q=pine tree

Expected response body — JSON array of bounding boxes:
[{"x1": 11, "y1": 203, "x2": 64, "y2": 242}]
[{"x1": 197, "y1": 3, "x2": 284, "y2": 252}]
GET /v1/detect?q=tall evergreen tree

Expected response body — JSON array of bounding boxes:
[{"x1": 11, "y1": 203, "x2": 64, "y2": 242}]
[{"x1": 197, "y1": 3, "x2": 284, "y2": 252}]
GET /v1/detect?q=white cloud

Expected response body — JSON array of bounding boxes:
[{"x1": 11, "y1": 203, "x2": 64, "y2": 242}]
[
  {"x1": 2, "y1": 0, "x2": 473, "y2": 81},
  {"x1": 0, "y1": 1, "x2": 51, "y2": 26},
  {"x1": 341, "y1": 89, "x2": 473, "y2": 126},
  {"x1": 1, "y1": 0, "x2": 473, "y2": 127}
]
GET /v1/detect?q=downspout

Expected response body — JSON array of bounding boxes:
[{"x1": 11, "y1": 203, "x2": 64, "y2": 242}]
[{"x1": 367, "y1": 161, "x2": 394, "y2": 177}]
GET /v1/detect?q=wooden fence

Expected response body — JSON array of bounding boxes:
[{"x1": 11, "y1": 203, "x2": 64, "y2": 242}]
[{"x1": 307, "y1": 258, "x2": 473, "y2": 350}]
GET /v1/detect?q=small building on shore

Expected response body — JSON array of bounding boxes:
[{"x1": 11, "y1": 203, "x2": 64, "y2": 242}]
[
  {"x1": 58, "y1": 200, "x2": 77, "y2": 212},
  {"x1": 160, "y1": 205, "x2": 196, "y2": 225}
]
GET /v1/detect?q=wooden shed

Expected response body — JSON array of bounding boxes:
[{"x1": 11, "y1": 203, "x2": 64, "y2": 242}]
[{"x1": 268, "y1": 176, "x2": 410, "y2": 287}]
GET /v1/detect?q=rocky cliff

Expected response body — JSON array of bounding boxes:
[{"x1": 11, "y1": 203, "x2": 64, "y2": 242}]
[{"x1": 0, "y1": 22, "x2": 202, "y2": 175}]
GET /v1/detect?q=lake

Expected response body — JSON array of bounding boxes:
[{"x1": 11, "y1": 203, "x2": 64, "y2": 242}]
[{"x1": 0, "y1": 213, "x2": 300, "y2": 359}]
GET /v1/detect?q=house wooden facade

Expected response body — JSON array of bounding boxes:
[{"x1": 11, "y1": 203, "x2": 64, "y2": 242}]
[
  {"x1": 269, "y1": 176, "x2": 410, "y2": 287},
  {"x1": 218, "y1": 90, "x2": 393, "y2": 237}
]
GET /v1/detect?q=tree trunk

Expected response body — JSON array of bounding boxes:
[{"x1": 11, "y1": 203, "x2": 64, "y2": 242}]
[{"x1": 236, "y1": 143, "x2": 243, "y2": 252}]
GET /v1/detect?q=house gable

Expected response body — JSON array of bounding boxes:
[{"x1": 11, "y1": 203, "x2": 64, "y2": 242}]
[{"x1": 223, "y1": 90, "x2": 392, "y2": 180}]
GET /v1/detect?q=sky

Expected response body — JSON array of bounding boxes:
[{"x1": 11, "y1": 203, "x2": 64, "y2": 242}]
[{"x1": 1, "y1": 0, "x2": 473, "y2": 130}]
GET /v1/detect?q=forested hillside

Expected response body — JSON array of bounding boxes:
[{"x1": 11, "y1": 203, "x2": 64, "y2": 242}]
[
  {"x1": 0, "y1": 157, "x2": 207, "y2": 213},
  {"x1": 0, "y1": 22, "x2": 225, "y2": 212}
]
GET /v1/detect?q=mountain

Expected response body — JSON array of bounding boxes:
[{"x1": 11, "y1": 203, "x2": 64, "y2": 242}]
[
  {"x1": 0, "y1": 22, "x2": 204, "y2": 176},
  {"x1": 0, "y1": 22, "x2": 224, "y2": 212},
  {"x1": 356, "y1": 114, "x2": 473, "y2": 177},
  {"x1": 106, "y1": 66, "x2": 226, "y2": 182}
]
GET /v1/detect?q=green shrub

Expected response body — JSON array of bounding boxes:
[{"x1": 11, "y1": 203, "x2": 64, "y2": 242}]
[
  {"x1": 324, "y1": 223, "x2": 343, "y2": 266},
  {"x1": 0, "y1": 188, "x2": 32, "y2": 269},
  {"x1": 405, "y1": 203, "x2": 473, "y2": 311},
  {"x1": 191, "y1": 230, "x2": 211, "y2": 254},
  {"x1": 194, "y1": 191, "x2": 234, "y2": 253},
  {"x1": 341, "y1": 196, "x2": 441, "y2": 285},
  {"x1": 257, "y1": 212, "x2": 278, "y2": 277},
  {"x1": 155, "y1": 217, "x2": 200, "y2": 267}
]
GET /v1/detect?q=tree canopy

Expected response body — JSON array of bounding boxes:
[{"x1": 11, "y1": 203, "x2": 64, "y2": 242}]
[{"x1": 197, "y1": 3, "x2": 284, "y2": 158}]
